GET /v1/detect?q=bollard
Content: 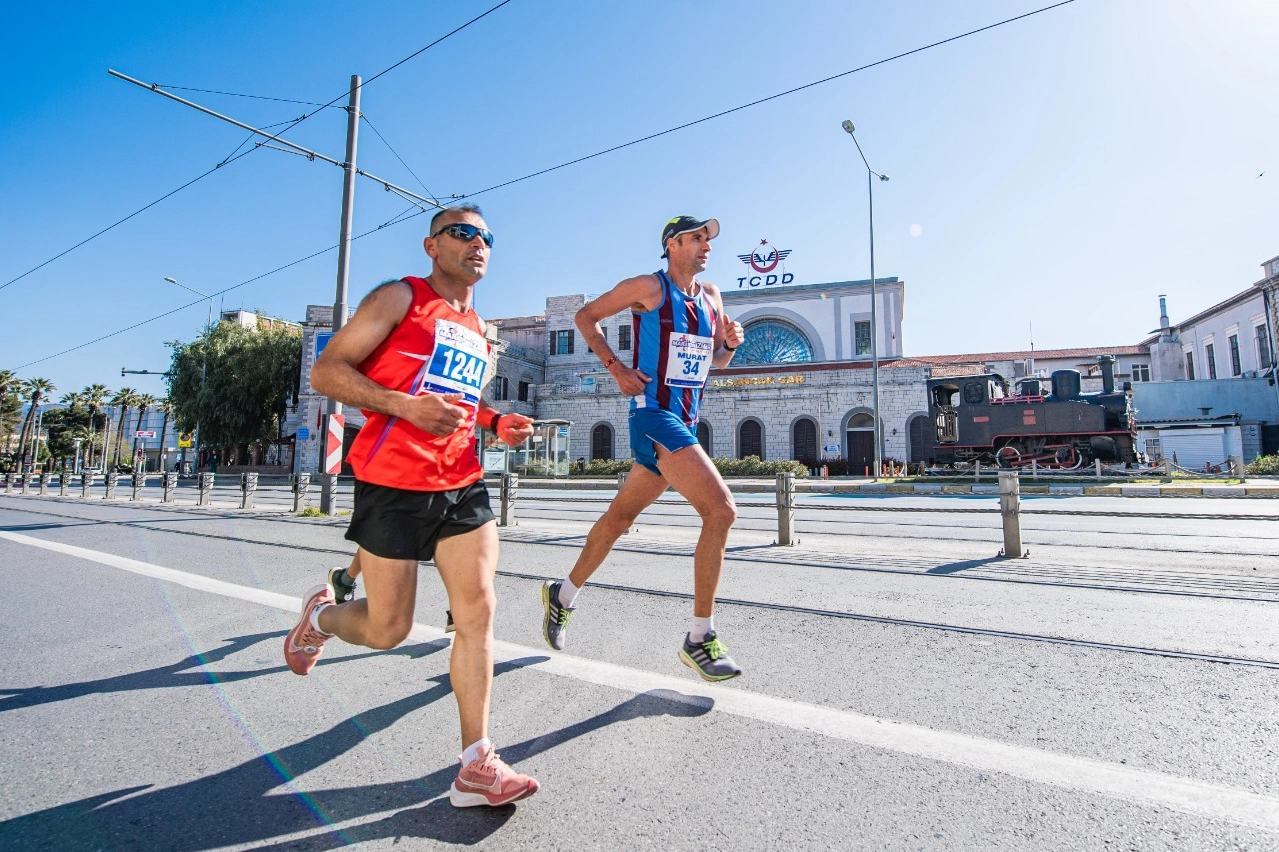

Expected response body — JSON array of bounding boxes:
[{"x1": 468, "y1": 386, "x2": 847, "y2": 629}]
[
  {"x1": 81, "y1": 472, "x2": 94, "y2": 498},
  {"x1": 59, "y1": 469, "x2": 70, "y2": 497},
  {"x1": 616, "y1": 471, "x2": 628, "y2": 490},
  {"x1": 241, "y1": 472, "x2": 258, "y2": 509},
  {"x1": 498, "y1": 472, "x2": 518, "y2": 527},
  {"x1": 322, "y1": 474, "x2": 340, "y2": 515},
  {"x1": 104, "y1": 471, "x2": 118, "y2": 500},
  {"x1": 1094, "y1": 459, "x2": 1103, "y2": 480},
  {"x1": 1031, "y1": 458, "x2": 1038, "y2": 481},
  {"x1": 997, "y1": 470, "x2": 1023, "y2": 558},
  {"x1": 775, "y1": 471, "x2": 795, "y2": 546},
  {"x1": 821, "y1": 464, "x2": 829, "y2": 481},
  {"x1": 198, "y1": 472, "x2": 214, "y2": 506},
  {"x1": 162, "y1": 472, "x2": 177, "y2": 503},
  {"x1": 974, "y1": 461, "x2": 981, "y2": 483},
  {"x1": 132, "y1": 470, "x2": 145, "y2": 501},
  {"x1": 3, "y1": 473, "x2": 12, "y2": 494},
  {"x1": 39, "y1": 472, "x2": 51, "y2": 496},
  {"x1": 292, "y1": 473, "x2": 311, "y2": 512},
  {"x1": 1230, "y1": 455, "x2": 1245, "y2": 478}
]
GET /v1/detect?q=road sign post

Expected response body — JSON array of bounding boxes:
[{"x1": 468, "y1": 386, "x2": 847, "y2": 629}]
[{"x1": 321, "y1": 413, "x2": 345, "y2": 515}]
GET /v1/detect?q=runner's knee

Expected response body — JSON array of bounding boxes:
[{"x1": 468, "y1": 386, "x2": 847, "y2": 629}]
[
  {"x1": 450, "y1": 586, "x2": 496, "y2": 636},
  {"x1": 365, "y1": 614, "x2": 414, "y2": 649}
]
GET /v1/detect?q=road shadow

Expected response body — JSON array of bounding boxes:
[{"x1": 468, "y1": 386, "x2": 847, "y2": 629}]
[
  {"x1": 925, "y1": 556, "x2": 1005, "y2": 575},
  {"x1": 2, "y1": 671, "x2": 710, "y2": 851},
  {"x1": 0, "y1": 631, "x2": 446, "y2": 713}
]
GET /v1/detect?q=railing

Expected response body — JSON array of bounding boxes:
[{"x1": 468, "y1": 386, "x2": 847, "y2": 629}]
[{"x1": 0, "y1": 471, "x2": 352, "y2": 512}]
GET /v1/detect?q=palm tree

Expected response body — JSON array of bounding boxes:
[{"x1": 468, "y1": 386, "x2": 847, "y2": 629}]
[
  {"x1": 133, "y1": 393, "x2": 157, "y2": 471},
  {"x1": 17, "y1": 377, "x2": 56, "y2": 471},
  {"x1": 155, "y1": 398, "x2": 173, "y2": 473},
  {"x1": 82, "y1": 384, "x2": 110, "y2": 469},
  {"x1": 0, "y1": 369, "x2": 17, "y2": 458},
  {"x1": 110, "y1": 387, "x2": 138, "y2": 469}
]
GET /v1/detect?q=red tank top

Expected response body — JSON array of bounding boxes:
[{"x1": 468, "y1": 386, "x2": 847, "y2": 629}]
[{"x1": 345, "y1": 276, "x2": 490, "y2": 491}]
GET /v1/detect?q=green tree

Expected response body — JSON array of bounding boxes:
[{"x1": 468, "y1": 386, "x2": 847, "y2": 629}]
[
  {"x1": 45, "y1": 396, "x2": 92, "y2": 469},
  {"x1": 132, "y1": 393, "x2": 157, "y2": 470},
  {"x1": 109, "y1": 387, "x2": 139, "y2": 468},
  {"x1": 154, "y1": 398, "x2": 173, "y2": 472},
  {"x1": 81, "y1": 383, "x2": 111, "y2": 469},
  {"x1": 167, "y1": 321, "x2": 301, "y2": 452},
  {"x1": 0, "y1": 370, "x2": 20, "y2": 466},
  {"x1": 17, "y1": 377, "x2": 56, "y2": 469}
]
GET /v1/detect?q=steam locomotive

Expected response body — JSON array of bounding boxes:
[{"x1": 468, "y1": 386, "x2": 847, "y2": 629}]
[{"x1": 927, "y1": 355, "x2": 1137, "y2": 469}]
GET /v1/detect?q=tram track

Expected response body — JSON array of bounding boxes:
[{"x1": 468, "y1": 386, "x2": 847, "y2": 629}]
[{"x1": 3, "y1": 500, "x2": 1279, "y2": 670}]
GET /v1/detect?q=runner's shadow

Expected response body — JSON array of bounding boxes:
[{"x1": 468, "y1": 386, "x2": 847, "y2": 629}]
[
  {"x1": 0, "y1": 654, "x2": 544, "y2": 852},
  {"x1": 0, "y1": 631, "x2": 445, "y2": 713},
  {"x1": 926, "y1": 556, "x2": 1004, "y2": 575}
]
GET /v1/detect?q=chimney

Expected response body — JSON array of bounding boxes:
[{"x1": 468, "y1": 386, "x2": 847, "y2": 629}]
[
  {"x1": 1097, "y1": 355, "x2": 1116, "y2": 394},
  {"x1": 1158, "y1": 295, "x2": 1170, "y2": 341}
]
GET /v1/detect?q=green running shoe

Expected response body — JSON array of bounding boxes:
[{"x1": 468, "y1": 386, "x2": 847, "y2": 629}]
[
  {"x1": 541, "y1": 580, "x2": 574, "y2": 651},
  {"x1": 679, "y1": 630, "x2": 743, "y2": 682}
]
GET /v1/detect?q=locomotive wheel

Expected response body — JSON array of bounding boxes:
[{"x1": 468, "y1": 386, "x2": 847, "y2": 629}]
[{"x1": 995, "y1": 446, "x2": 1021, "y2": 468}]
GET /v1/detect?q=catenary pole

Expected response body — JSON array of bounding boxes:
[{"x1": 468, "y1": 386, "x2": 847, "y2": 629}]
[{"x1": 321, "y1": 76, "x2": 361, "y2": 515}]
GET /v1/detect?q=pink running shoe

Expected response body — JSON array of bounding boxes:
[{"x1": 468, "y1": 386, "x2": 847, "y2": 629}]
[
  {"x1": 284, "y1": 585, "x2": 335, "y2": 675},
  {"x1": 449, "y1": 744, "x2": 540, "y2": 807}
]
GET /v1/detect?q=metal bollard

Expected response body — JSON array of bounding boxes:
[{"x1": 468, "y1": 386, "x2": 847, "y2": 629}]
[
  {"x1": 616, "y1": 471, "x2": 628, "y2": 490},
  {"x1": 776, "y1": 471, "x2": 796, "y2": 546},
  {"x1": 241, "y1": 472, "x2": 258, "y2": 509},
  {"x1": 162, "y1": 471, "x2": 177, "y2": 503},
  {"x1": 3, "y1": 473, "x2": 12, "y2": 494},
  {"x1": 498, "y1": 472, "x2": 518, "y2": 527},
  {"x1": 59, "y1": 470, "x2": 70, "y2": 497},
  {"x1": 39, "y1": 473, "x2": 51, "y2": 496},
  {"x1": 292, "y1": 473, "x2": 311, "y2": 512},
  {"x1": 1094, "y1": 459, "x2": 1103, "y2": 480},
  {"x1": 198, "y1": 472, "x2": 214, "y2": 506},
  {"x1": 974, "y1": 461, "x2": 981, "y2": 483},
  {"x1": 132, "y1": 470, "x2": 145, "y2": 501},
  {"x1": 81, "y1": 472, "x2": 94, "y2": 498},
  {"x1": 322, "y1": 474, "x2": 340, "y2": 515},
  {"x1": 104, "y1": 471, "x2": 118, "y2": 500},
  {"x1": 997, "y1": 470, "x2": 1023, "y2": 558},
  {"x1": 1230, "y1": 455, "x2": 1245, "y2": 478}
]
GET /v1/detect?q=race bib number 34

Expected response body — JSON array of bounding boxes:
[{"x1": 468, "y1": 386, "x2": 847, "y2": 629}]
[
  {"x1": 664, "y1": 333, "x2": 713, "y2": 388},
  {"x1": 421, "y1": 320, "x2": 489, "y2": 406}
]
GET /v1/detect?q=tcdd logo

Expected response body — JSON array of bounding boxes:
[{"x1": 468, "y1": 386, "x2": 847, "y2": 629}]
[{"x1": 736, "y1": 239, "x2": 794, "y2": 288}]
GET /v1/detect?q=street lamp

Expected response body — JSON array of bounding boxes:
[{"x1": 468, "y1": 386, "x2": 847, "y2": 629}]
[
  {"x1": 165, "y1": 276, "x2": 213, "y2": 474},
  {"x1": 841, "y1": 119, "x2": 890, "y2": 481}
]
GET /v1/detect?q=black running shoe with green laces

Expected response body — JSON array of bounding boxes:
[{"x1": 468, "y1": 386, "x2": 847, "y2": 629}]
[
  {"x1": 327, "y1": 566, "x2": 358, "y2": 604},
  {"x1": 679, "y1": 630, "x2": 743, "y2": 682},
  {"x1": 541, "y1": 580, "x2": 574, "y2": 651},
  {"x1": 444, "y1": 610, "x2": 455, "y2": 633}
]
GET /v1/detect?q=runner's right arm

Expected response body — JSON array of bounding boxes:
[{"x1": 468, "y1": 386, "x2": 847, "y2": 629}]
[
  {"x1": 311, "y1": 280, "x2": 471, "y2": 437},
  {"x1": 575, "y1": 274, "x2": 663, "y2": 397}
]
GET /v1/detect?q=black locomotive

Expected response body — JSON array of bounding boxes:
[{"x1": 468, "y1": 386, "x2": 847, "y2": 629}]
[{"x1": 927, "y1": 355, "x2": 1137, "y2": 469}]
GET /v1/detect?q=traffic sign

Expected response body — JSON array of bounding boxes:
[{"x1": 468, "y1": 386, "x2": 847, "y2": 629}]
[
  {"x1": 178, "y1": 432, "x2": 193, "y2": 448},
  {"x1": 325, "y1": 414, "x2": 345, "y2": 474},
  {"x1": 135, "y1": 430, "x2": 156, "y2": 438},
  {"x1": 297, "y1": 428, "x2": 310, "y2": 440}
]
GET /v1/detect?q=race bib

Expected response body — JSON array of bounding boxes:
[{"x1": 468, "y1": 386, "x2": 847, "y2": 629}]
[
  {"x1": 664, "y1": 333, "x2": 713, "y2": 388},
  {"x1": 420, "y1": 320, "x2": 489, "y2": 406}
]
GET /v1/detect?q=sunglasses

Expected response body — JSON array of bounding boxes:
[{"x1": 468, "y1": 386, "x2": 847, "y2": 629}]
[{"x1": 430, "y1": 222, "x2": 495, "y2": 248}]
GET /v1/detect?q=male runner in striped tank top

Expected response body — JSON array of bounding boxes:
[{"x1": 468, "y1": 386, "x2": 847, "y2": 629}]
[
  {"x1": 283, "y1": 204, "x2": 540, "y2": 807},
  {"x1": 541, "y1": 215, "x2": 747, "y2": 681}
]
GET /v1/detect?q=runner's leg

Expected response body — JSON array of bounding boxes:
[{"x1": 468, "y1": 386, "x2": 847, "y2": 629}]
[
  {"x1": 566, "y1": 465, "x2": 668, "y2": 589},
  {"x1": 317, "y1": 548, "x2": 417, "y2": 650},
  {"x1": 653, "y1": 442, "x2": 737, "y2": 617},
  {"x1": 433, "y1": 520, "x2": 499, "y2": 750}
]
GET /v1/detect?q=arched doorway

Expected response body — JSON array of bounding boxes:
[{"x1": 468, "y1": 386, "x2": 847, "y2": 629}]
[
  {"x1": 591, "y1": 423, "x2": 614, "y2": 461},
  {"x1": 738, "y1": 419, "x2": 763, "y2": 459},
  {"x1": 792, "y1": 418, "x2": 817, "y2": 464},
  {"x1": 907, "y1": 414, "x2": 930, "y2": 464},
  {"x1": 846, "y1": 412, "x2": 875, "y2": 476},
  {"x1": 696, "y1": 421, "x2": 712, "y2": 455}
]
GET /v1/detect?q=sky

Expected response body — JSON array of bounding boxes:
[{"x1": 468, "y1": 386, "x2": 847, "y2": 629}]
[{"x1": 2, "y1": 0, "x2": 1276, "y2": 398}]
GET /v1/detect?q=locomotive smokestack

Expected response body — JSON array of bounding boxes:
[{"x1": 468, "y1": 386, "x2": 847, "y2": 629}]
[
  {"x1": 1097, "y1": 355, "x2": 1116, "y2": 394},
  {"x1": 1158, "y1": 295, "x2": 1170, "y2": 341}
]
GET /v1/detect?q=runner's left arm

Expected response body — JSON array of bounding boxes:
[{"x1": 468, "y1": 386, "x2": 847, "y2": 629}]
[{"x1": 705, "y1": 284, "x2": 744, "y2": 368}]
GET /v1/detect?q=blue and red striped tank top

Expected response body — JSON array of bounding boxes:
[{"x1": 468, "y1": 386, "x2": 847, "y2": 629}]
[{"x1": 631, "y1": 270, "x2": 720, "y2": 426}]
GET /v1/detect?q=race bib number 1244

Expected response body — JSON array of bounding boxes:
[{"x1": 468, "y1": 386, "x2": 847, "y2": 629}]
[{"x1": 421, "y1": 320, "x2": 489, "y2": 406}]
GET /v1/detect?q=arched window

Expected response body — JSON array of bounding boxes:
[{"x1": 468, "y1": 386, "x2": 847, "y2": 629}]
[
  {"x1": 792, "y1": 418, "x2": 817, "y2": 464},
  {"x1": 735, "y1": 320, "x2": 814, "y2": 365},
  {"x1": 848, "y1": 412, "x2": 875, "y2": 429},
  {"x1": 907, "y1": 414, "x2": 930, "y2": 463},
  {"x1": 696, "y1": 421, "x2": 712, "y2": 455},
  {"x1": 739, "y1": 420, "x2": 763, "y2": 459},
  {"x1": 591, "y1": 423, "x2": 614, "y2": 461}
]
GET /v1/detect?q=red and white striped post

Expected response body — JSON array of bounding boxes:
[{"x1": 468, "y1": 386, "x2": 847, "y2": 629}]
[{"x1": 321, "y1": 414, "x2": 345, "y2": 515}]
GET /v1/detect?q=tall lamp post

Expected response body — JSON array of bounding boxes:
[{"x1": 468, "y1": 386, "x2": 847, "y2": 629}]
[
  {"x1": 841, "y1": 119, "x2": 889, "y2": 481},
  {"x1": 165, "y1": 277, "x2": 213, "y2": 474}
]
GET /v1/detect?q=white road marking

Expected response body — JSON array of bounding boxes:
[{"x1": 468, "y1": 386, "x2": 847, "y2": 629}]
[{"x1": 4, "y1": 528, "x2": 1278, "y2": 832}]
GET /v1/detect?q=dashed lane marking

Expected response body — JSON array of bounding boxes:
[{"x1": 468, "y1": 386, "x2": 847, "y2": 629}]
[{"x1": 3, "y1": 529, "x2": 1277, "y2": 833}]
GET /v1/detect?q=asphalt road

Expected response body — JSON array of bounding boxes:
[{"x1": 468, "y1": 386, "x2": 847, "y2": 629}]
[{"x1": 1, "y1": 488, "x2": 1277, "y2": 851}]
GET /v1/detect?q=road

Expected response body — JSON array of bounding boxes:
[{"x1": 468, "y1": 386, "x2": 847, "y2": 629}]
[{"x1": 1, "y1": 488, "x2": 1277, "y2": 851}]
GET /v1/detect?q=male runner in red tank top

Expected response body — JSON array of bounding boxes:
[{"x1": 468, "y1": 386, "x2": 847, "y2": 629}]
[{"x1": 283, "y1": 204, "x2": 540, "y2": 808}]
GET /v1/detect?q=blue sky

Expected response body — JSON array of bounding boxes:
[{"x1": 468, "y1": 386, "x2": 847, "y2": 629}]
[{"x1": 3, "y1": 0, "x2": 1276, "y2": 397}]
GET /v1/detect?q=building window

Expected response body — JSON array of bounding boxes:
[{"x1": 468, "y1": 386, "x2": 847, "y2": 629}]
[
  {"x1": 591, "y1": 423, "x2": 613, "y2": 461},
  {"x1": 491, "y1": 376, "x2": 509, "y2": 401},
  {"x1": 1256, "y1": 325, "x2": 1272, "y2": 369},
  {"x1": 1184, "y1": 351, "x2": 1195, "y2": 381},
  {"x1": 792, "y1": 418, "x2": 817, "y2": 464},
  {"x1": 738, "y1": 420, "x2": 763, "y2": 459},
  {"x1": 854, "y1": 320, "x2": 871, "y2": 357},
  {"x1": 617, "y1": 325, "x2": 632, "y2": 351},
  {"x1": 1131, "y1": 364, "x2": 1150, "y2": 382},
  {"x1": 696, "y1": 421, "x2": 711, "y2": 455},
  {"x1": 1228, "y1": 334, "x2": 1241, "y2": 376},
  {"x1": 550, "y1": 329, "x2": 574, "y2": 355},
  {"x1": 736, "y1": 320, "x2": 814, "y2": 364},
  {"x1": 518, "y1": 381, "x2": 531, "y2": 402},
  {"x1": 1205, "y1": 343, "x2": 1217, "y2": 379}
]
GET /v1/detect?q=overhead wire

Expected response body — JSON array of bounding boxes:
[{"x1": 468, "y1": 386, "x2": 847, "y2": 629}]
[
  {"x1": 361, "y1": 112, "x2": 440, "y2": 204},
  {"x1": 461, "y1": 0, "x2": 1078, "y2": 199},
  {"x1": 1, "y1": 0, "x2": 516, "y2": 295}
]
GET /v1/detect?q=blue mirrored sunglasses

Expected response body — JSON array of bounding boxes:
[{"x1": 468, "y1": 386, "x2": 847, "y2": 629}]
[{"x1": 430, "y1": 222, "x2": 494, "y2": 248}]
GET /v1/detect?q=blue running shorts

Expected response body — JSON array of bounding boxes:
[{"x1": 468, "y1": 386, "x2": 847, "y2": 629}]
[{"x1": 629, "y1": 408, "x2": 700, "y2": 475}]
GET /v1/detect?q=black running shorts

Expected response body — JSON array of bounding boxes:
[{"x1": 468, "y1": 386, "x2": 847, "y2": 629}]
[{"x1": 344, "y1": 478, "x2": 495, "y2": 562}]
